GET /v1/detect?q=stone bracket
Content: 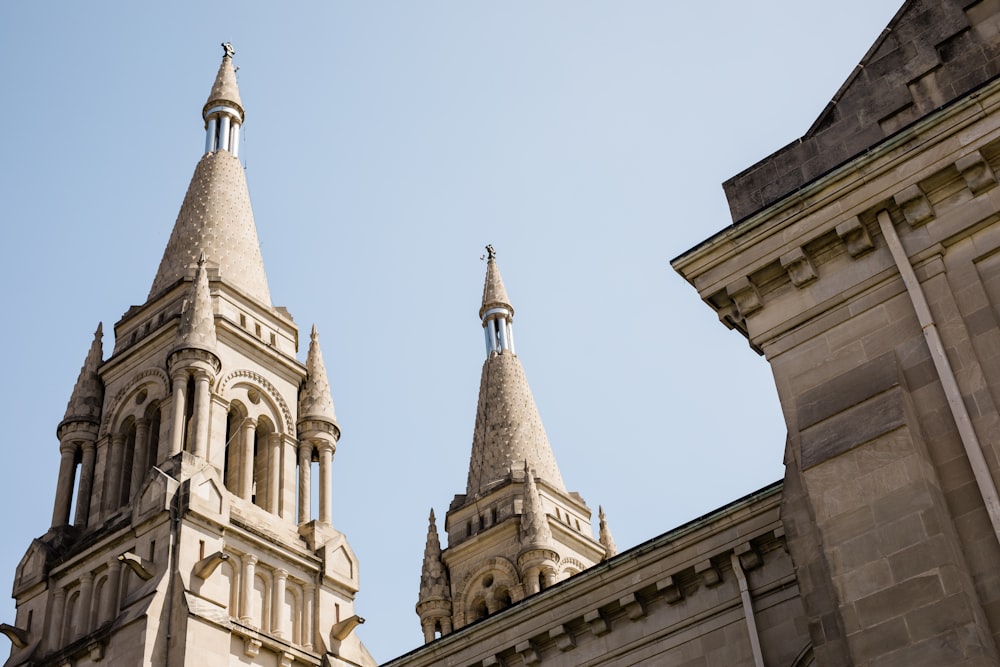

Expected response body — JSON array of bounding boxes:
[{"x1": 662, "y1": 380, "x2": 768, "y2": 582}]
[
  {"x1": 584, "y1": 608, "x2": 610, "y2": 636},
  {"x1": 243, "y1": 637, "x2": 262, "y2": 658},
  {"x1": 735, "y1": 542, "x2": 761, "y2": 570},
  {"x1": 836, "y1": 217, "x2": 875, "y2": 257},
  {"x1": 780, "y1": 247, "x2": 818, "y2": 287},
  {"x1": 956, "y1": 150, "x2": 997, "y2": 195},
  {"x1": 894, "y1": 184, "x2": 934, "y2": 227},
  {"x1": 549, "y1": 625, "x2": 576, "y2": 651},
  {"x1": 656, "y1": 575, "x2": 684, "y2": 604},
  {"x1": 619, "y1": 592, "x2": 647, "y2": 621},
  {"x1": 726, "y1": 277, "x2": 762, "y2": 318},
  {"x1": 515, "y1": 640, "x2": 541, "y2": 665},
  {"x1": 695, "y1": 559, "x2": 721, "y2": 587}
]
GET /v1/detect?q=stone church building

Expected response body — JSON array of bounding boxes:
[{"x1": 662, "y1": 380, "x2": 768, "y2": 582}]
[{"x1": 8, "y1": 0, "x2": 1000, "y2": 665}]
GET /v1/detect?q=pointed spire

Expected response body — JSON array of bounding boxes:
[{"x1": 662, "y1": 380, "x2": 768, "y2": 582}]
[
  {"x1": 61, "y1": 324, "x2": 104, "y2": 426},
  {"x1": 599, "y1": 505, "x2": 617, "y2": 558},
  {"x1": 480, "y1": 245, "x2": 515, "y2": 356},
  {"x1": 175, "y1": 254, "x2": 218, "y2": 352},
  {"x1": 520, "y1": 463, "x2": 553, "y2": 548},
  {"x1": 466, "y1": 248, "x2": 565, "y2": 496},
  {"x1": 419, "y1": 509, "x2": 450, "y2": 600},
  {"x1": 480, "y1": 244, "x2": 513, "y2": 320},
  {"x1": 299, "y1": 325, "x2": 338, "y2": 424},
  {"x1": 148, "y1": 46, "x2": 271, "y2": 305},
  {"x1": 203, "y1": 43, "x2": 244, "y2": 124}
]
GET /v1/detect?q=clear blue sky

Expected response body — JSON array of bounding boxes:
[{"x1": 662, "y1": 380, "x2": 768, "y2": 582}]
[{"x1": 0, "y1": 2, "x2": 901, "y2": 662}]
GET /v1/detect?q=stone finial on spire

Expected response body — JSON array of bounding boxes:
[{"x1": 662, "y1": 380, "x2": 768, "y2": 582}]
[
  {"x1": 61, "y1": 324, "x2": 105, "y2": 426},
  {"x1": 599, "y1": 505, "x2": 617, "y2": 559},
  {"x1": 298, "y1": 325, "x2": 339, "y2": 426},
  {"x1": 175, "y1": 254, "x2": 218, "y2": 352},
  {"x1": 520, "y1": 463, "x2": 553, "y2": 548}
]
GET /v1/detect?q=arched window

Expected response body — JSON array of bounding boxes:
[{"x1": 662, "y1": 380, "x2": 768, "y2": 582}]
[
  {"x1": 470, "y1": 598, "x2": 488, "y2": 622},
  {"x1": 183, "y1": 375, "x2": 196, "y2": 453},
  {"x1": 146, "y1": 404, "x2": 161, "y2": 470},
  {"x1": 253, "y1": 418, "x2": 275, "y2": 510},
  {"x1": 118, "y1": 420, "x2": 137, "y2": 506}
]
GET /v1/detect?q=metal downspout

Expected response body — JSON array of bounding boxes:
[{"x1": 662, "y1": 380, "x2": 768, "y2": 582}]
[
  {"x1": 730, "y1": 552, "x2": 765, "y2": 667},
  {"x1": 876, "y1": 209, "x2": 1000, "y2": 545}
]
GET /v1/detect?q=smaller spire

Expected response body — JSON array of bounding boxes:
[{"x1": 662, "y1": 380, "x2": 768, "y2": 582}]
[
  {"x1": 203, "y1": 42, "x2": 244, "y2": 156},
  {"x1": 599, "y1": 505, "x2": 617, "y2": 559},
  {"x1": 480, "y1": 245, "x2": 513, "y2": 320},
  {"x1": 520, "y1": 463, "x2": 553, "y2": 548},
  {"x1": 61, "y1": 324, "x2": 105, "y2": 426},
  {"x1": 419, "y1": 509, "x2": 450, "y2": 600},
  {"x1": 479, "y1": 245, "x2": 515, "y2": 356},
  {"x1": 299, "y1": 325, "x2": 338, "y2": 424},
  {"x1": 175, "y1": 254, "x2": 217, "y2": 352}
]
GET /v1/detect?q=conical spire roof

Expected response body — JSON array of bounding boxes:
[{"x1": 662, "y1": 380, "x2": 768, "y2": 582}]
[
  {"x1": 148, "y1": 50, "x2": 270, "y2": 305},
  {"x1": 299, "y1": 325, "x2": 338, "y2": 424},
  {"x1": 479, "y1": 246, "x2": 512, "y2": 319},
  {"x1": 203, "y1": 46, "x2": 244, "y2": 119},
  {"x1": 175, "y1": 254, "x2": 218, "y2": 351},
  {"x1": 62, "y1": 324, "x2": 104, "y2": 426},
  {"x1": 520, "y1": 464, "x2": 553, "y2": 549},
  {"x1": 466, "y1": 256, "x2": 565, "y2": 497},
  {"x1": 418, "y1": 509, "x2": 450, "y2": 601},
  {"x1": 599, "y1": 506, "x2": 617, "y2": 558}
]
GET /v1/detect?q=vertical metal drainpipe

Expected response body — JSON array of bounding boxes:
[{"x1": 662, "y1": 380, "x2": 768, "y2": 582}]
[
  {"x1": 876, "y1": 209, "x2": 1000, "y2": 545},
  {"x1": 730, "y1": 552, "x2": 765, "y2": 667}
]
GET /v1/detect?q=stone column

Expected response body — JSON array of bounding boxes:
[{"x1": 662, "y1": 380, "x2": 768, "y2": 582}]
[
  {"x1": 298, "y1": 445, "x2": 312, "y2": 524},
  {"x1": 73, "y1": 442, "x2": 96, "y2": 527},
  {"x1": 318, "y1": 443, "x2": 334, "y2": 525},
  {"x1": 168, "y1": 372, "x2": 188, "y2": 456},
  {"x1": 104, "y1": 434, "x2": 125, "y2": 512},
  {"x1": 102, "y1": 559, "x2": 122, "y2": 625},
  {"x1": 441, "y1": 617, "x2": 453, "y2": 635},
  {"x1": 303, "y1": 582, "x2": 315, "y2": 650},
  {"x1": 51, "y1": 443, "x2": 77, "y2": 528},
  {"x1": 74, "y1": 571, "x2": 94, "y2": 640},
  {"x1": 281, "y1": 436, "x2": 297, "y2": 521},
  {"x1": 49, "y1": 586, "x2": 66, "y2": 650},
  {"x1": 421, "y1": 620, "x2": 435, "y2": 644},
  {"x1": 240, "y1": 420, "x2": 257, "y2": 501},
  {"x1": 271, "y1": 569, "x2": 288, "y2": 637},
  {"x1": 191, "y1": 370, "x2": 212, "y2": 458},
  {"x1": 239, "y1": 555, "x2": 257, "y2": 624},
  {"x1": 128, "y1": 419, "x2": 150, "y2": 502},
  {"x1": 268, "y1": 433, "x2": 281, "y2": 515}
]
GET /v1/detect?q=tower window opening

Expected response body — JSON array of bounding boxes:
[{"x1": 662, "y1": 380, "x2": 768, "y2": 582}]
[
  {"x1": 183, "y1": 376, "x2": 196, "y2": 453},
  {"x1": 119, "y1": 423, "x2": 137, "y2": 505},
  {"x1": 538, "y1": 573, "x2": 546, "y2": 591},
  {"x1": 471, "y1": 598, "x2": 488, "y2": 622},
  {"x1": 68, "y1": 452, "x2": 82, "y2": 524},
  {"x1": 255, "y1": 323, "x2": 262, "y2": 338},
  {"x1": 240, "y1": 313, "x2": 247, "y2": 328},
  {"x1": 491, "y1": 507, "x2": 498, "y2": 525},
  {"x1": 149, "y1": 540, "x2": 156, "y2": 561},
  {"x1": 466, "y1": 520, "x2": 473, "y2": 537},
  {"x1": 147, "y1": 408, "x2": 161, "y2": 470}
]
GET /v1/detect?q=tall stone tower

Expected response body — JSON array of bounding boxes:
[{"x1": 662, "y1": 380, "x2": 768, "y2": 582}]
[
  {"x1": 416, "y1": 247, "x2": 612, "y2": 643},
  {"x1": 4, "y1": 47, "x2": 375, "y2": 667}
]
